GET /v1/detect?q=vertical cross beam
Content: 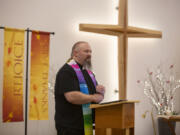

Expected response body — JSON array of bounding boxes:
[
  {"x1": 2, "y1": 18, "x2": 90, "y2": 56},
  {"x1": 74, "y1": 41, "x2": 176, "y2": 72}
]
[{"x1": 118, "y1": 0, "x2": 128, "y2": 99}]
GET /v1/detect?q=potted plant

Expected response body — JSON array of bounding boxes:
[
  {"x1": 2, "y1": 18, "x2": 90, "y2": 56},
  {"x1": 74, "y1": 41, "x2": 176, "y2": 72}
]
[{"x1": 138, "y1": 65, "x2": 180, "y2": 135}]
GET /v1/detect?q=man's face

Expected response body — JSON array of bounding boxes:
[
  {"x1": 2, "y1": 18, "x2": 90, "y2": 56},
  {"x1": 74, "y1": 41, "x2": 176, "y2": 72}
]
[{"x1": 75, "y1": 43, "x2": 92, "y2": 69}]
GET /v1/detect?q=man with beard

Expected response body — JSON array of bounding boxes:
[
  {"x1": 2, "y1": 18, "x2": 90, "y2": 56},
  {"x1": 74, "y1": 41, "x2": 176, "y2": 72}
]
[{"x1": 54, "y1": 41, "x2": 105, "y2": 135}]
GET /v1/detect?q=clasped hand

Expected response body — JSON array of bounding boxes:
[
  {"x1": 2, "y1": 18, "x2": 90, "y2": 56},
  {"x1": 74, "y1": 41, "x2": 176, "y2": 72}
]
[{"x1": 92, "y1": 85, "x2": 105, "y2": 103}]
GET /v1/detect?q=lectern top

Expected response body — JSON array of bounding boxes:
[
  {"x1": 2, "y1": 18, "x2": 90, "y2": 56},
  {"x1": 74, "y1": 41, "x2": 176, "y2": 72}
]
[{"x1": 90, "y1": 100, "x2": 139, "y2": 109}]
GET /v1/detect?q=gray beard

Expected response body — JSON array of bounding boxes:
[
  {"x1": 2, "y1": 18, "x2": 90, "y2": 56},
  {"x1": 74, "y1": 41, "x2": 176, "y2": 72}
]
[{"x1": 83, "y1": 59, "x2": 92, "y2": 70}]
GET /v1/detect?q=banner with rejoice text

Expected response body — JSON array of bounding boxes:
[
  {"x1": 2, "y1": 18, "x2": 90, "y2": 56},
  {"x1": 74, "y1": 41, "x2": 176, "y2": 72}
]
[
  {"x1": 29, "y1": 31, "x2": 50, "y2": 120},
  {"x1": 3, "y1": 28, "x2": 25, "y2": 122}
]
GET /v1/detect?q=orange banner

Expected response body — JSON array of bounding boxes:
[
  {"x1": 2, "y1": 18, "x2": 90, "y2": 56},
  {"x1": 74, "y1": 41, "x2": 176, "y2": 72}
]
[
  {"x1": 29, "y1": 31, "x2": 50, "y2": 120},
  {"x1": 3, "y1": 28, "x2": 25, "y2": 122}
]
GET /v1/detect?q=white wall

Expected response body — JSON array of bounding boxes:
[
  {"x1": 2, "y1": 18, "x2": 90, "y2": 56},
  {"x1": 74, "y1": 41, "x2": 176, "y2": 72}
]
[
  {"x1": 0, "y1": 0, "x2": 180, "y2": 135},
  {"x1": 128, "y1": 0, "x2": 180, "y2": 134}
]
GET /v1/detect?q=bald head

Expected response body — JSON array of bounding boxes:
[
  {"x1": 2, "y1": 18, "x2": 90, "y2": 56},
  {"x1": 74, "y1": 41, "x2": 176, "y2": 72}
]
[
  {"x1": 71, "y1": 41, "x2": 92, "y2": 69},
  {"x1": 71, "y1": 41, "x2": 88, "y2": 57}
]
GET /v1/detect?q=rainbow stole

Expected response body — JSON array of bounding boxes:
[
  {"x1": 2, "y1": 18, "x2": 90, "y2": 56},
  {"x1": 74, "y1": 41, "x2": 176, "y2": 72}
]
[{"x1": 68, "y1": 59, "x2": 96, "y2": 135}]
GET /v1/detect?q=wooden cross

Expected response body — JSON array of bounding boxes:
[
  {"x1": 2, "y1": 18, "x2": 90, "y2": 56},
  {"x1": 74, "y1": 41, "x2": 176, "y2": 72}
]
[{"x1": 79, "y1": 0, "x2": 162, "y2": 100}]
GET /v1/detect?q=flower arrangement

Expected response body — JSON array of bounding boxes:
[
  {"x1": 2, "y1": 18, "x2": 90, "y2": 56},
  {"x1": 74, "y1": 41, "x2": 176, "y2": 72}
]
[{"x1": 138, "y1": 65, "x2": 180, "y2": 115}]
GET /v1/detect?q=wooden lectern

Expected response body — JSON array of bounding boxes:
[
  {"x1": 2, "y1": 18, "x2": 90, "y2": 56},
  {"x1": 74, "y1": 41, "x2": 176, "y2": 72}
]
[{"x1": 90, "y1": 100, "x2": 139, "y2": 135}]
